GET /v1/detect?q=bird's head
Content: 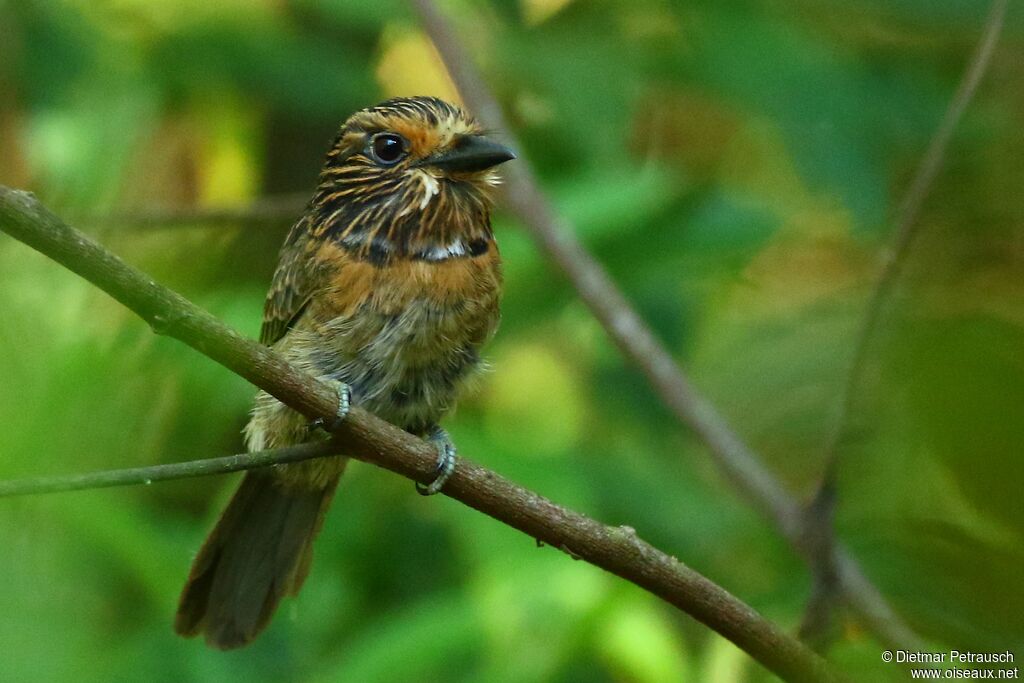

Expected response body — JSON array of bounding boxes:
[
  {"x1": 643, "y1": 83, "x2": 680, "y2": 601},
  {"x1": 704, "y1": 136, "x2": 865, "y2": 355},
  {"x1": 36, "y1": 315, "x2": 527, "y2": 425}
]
[{"x1": 311, "y1": 97, "x2": 515, "y2": 260}]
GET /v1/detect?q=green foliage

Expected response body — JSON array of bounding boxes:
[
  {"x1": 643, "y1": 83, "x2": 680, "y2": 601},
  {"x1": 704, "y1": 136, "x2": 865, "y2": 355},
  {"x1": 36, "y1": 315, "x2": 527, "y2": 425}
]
[{"x1": 1, "y1": 0, "x2": 1022, "y2": 681}]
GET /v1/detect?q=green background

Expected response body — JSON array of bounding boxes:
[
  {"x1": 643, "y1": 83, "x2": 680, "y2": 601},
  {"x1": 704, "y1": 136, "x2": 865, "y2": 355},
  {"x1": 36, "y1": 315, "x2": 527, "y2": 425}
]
[{"x1": 0, "y1": 0, "x2": 1021, "y2": 680}]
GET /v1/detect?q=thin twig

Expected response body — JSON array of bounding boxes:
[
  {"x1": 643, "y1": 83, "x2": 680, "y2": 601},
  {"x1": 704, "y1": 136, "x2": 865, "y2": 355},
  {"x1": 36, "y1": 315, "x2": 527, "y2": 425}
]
[
  {"x1": 73, "y1": 193, "x2": 307, "y2": 230},
  {"x1": 801, "y1": 0, "x2": 1009, "y2": 644},
  {"x1": 0, "y1": 186, "x2": 841, "y2": 683},
  {"x1": 0, "y1": 442, "x2": 338, "y2": 497},
  {"x1": 818, "y1": 0, "x2": 1009, "y2": 481},
  {"x1": 408, "y1": 0, "x2": 926, "y2": 650}
]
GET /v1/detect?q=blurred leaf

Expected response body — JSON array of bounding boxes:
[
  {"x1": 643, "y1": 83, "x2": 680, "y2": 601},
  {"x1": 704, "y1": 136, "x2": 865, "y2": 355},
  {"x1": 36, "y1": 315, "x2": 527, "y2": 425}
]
[
  {"x1": 887, "y1": 314, "x2": 1024, "y2": 531},
  {"x1": 597, "y1": 599, "x2": 692, "y2": 682},
  {"x1": 315, "y1": 593, "x2": 481, "y2": 683},
  {"x1": 552, "y1": 165, "x2": 679, "y2": 240},
  {"x1": 484, "y1": 341, "x2": 587, "y2": 457}
]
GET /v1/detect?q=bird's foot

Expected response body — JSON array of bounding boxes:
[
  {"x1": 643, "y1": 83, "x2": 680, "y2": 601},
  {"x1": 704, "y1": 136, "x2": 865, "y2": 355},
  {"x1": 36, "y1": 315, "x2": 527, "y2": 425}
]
[
  {"x1": 308, "y1": 379, "x2": 352, "y2": 434},
  {"x1": 416, "y1": 426, "x2": 456, "y2": 496}
]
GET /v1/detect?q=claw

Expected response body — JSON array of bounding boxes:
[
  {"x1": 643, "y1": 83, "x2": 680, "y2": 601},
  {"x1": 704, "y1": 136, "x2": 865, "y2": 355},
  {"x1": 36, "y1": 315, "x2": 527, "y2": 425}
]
[
  {"x1": 416, "y1": 427, "x2": 456, "y2": 496},
  {"x1": 309, "y1": 380, "x2": 352, "y2": 434}
]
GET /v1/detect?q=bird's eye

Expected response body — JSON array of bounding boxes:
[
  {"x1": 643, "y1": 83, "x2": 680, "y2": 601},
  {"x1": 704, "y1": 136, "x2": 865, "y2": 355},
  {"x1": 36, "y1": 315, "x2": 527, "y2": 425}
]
[{"x1": 368, "y1": 133, "x2": 406, "y2": 165}]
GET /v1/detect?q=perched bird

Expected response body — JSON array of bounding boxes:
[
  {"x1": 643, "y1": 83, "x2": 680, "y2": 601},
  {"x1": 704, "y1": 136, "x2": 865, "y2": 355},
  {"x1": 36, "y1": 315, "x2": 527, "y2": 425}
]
[{"x1": 174, "y1": 96, "x2": 514, "y2": 649}]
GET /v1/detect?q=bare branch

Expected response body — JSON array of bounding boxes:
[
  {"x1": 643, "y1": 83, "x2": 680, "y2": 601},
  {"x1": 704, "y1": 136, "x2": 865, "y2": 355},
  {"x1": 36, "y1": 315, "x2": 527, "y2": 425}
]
[
  {"x1": 819, "y1": 0, "x2": 1009, "y2": 478},
  {"x1": 73, "y1": 193, "x2": 307, "y2": 230},
  {"x1": 0, "y1": 185, "x2": 841, "y2": 682},
  {"x1": 802, "y1": 0, "x2": 1009, "y2": 644},
  {"x1": 408, "y1": 0, "x2": 926, "y2": 650},
  {"x1": 0, "y1": 443, "x2": 339, "y2": 497}
]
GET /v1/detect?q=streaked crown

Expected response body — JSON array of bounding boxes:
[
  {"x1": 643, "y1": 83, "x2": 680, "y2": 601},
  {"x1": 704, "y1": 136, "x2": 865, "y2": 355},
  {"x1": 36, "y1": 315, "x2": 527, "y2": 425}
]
[{"x1": 309, "y1": 97, "x2": 515, "y2": 263}]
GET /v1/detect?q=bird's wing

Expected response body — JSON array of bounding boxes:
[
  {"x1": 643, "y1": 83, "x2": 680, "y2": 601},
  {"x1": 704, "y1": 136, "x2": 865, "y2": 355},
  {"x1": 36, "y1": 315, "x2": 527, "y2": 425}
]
[{"x1": 260, "y1": 215, "x2": 318, "y2": 346}]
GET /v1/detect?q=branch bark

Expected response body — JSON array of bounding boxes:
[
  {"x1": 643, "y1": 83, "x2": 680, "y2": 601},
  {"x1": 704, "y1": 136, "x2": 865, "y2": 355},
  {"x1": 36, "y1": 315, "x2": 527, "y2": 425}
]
[
  {"x1": 408, "y1": 0, "x2": 925, "y2": 650},
  {"x1": 0, "y1": 185, "x2": 841, "y2": 682}
]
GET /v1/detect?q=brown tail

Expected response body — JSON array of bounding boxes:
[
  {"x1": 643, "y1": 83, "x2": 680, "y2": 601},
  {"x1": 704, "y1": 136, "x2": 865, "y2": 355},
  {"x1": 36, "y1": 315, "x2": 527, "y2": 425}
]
[{"x1": 174, "y1": 471, "x2": 340, "y2": 649}]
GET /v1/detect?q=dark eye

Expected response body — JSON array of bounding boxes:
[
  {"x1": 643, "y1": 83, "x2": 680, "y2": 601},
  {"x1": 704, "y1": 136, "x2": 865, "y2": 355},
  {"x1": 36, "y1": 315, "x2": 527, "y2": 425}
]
[{"x1": 368, "y1": 133, "x2": 406, "y2": 165}]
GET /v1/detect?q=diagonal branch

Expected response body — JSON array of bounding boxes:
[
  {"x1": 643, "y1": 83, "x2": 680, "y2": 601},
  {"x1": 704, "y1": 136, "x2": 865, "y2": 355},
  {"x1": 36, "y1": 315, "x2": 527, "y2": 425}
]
[
  {"x1": 0, "y1": 185, "x2": 841, "y2": 682},
  {"x1": 817, "y1": 0, "x2": 1009, "y2": 485},
  {"x1": 408, "y1": 0, "x2": 925, "y2": 650},
  {"x1": 801, "y1": 0, "x2": 1009, "y2": 644}
]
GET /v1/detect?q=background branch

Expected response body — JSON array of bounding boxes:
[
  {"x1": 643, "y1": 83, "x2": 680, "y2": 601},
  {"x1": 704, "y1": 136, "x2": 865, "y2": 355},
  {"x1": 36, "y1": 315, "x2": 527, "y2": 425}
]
[
  {"x1": 0, "y1": 185, "x2": 841, "y2": 683},
  {"x1": 801, "y1": 0, "x2": 1009, "y2": 644},
  {"x1": 408, "y1": 0, "x2": 925, "y2": 650},
  {"x1": 73, "y1": 192, "x2": 307, "y2": 230},
  {"x1": 816, "y1": 0, "x2": 1009, "y2": 484}
]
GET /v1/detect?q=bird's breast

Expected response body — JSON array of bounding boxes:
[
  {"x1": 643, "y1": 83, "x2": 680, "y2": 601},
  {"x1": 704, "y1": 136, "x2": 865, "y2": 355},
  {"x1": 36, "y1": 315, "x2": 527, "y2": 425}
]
[{"x1": 287, "y1": 241, "x2": 502, "y2": 432}]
